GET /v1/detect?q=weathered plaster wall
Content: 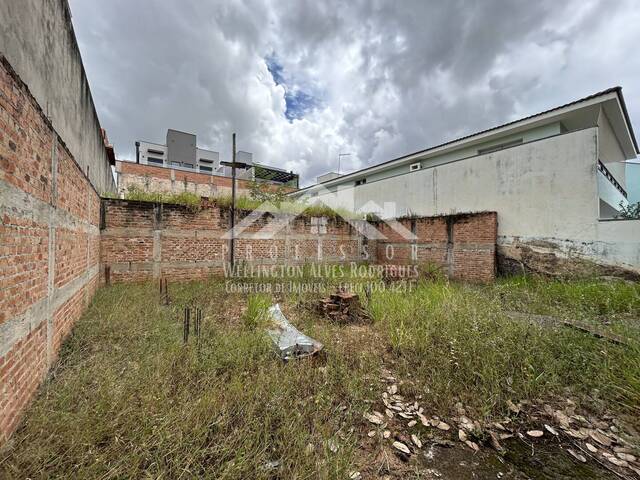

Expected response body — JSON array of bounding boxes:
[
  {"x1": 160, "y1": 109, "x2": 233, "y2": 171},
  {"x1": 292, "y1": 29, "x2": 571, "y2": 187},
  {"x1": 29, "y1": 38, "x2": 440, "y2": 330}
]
[
  {"x1": 308, "y1": 128, "x2": 640, "y2": 275},
  {"x1": 0, "y1": 0, "x2": 116, "y2": 193}
]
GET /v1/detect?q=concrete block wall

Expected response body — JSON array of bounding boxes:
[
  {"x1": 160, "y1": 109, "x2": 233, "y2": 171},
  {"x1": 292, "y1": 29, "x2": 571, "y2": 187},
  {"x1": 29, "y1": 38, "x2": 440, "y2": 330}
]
[
  {"x1": 0, "y1": 0, "x2": 116, "y2": 193},
  {"x1": 0, "y1": 57, "x2": 101, "y2": 442}
]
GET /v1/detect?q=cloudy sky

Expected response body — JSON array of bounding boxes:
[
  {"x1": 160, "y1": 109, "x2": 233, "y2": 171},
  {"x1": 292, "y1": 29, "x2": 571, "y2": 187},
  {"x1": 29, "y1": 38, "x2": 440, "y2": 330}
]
[{"x1": 69, "y1": 0, "x2": 640, "y2": 186}]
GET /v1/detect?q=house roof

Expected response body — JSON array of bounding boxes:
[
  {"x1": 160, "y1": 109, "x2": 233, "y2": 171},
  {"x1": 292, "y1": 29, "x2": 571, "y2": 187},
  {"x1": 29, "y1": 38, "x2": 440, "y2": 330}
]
[{"x1": 297, "y1": 87, "x2": 638, "y2": 192}]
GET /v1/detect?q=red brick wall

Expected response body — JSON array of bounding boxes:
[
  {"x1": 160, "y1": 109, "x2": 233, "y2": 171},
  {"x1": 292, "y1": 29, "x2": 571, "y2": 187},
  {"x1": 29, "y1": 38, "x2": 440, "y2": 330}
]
[
  {"x1": 100, "y1": 199, "x2": 497, "y2": 284},
  {"x1": 115, "y1": 160, "x2": 297, "y2": 199},
  {"x1": 375, "y1": 212, "x2": 498, "y2": 283},
  {"x1": 100, "y1": 200, "x2": 361, "y2": 283},
  {"x1": 0, "y1": 56, "x2": 101, "y2": 442}
]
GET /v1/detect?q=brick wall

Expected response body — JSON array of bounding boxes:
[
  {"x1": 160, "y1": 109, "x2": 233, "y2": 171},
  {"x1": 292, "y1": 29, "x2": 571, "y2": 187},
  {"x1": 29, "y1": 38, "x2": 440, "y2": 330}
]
[
  {"x1": 0, "y1": 56, "x2": 101, "y2": 442},
  {"x1": 100, "y1": 199, "x2": 497, "y2": 284},
  {"x1": 100, "y1": 200, "x2": 363, "y2": 283},
  {"x1": 374, "y1": 212, "x2": 498, "y2": 283},
  {"x1": 115, "y1": 161, "x2": 296, "y2": 199}
]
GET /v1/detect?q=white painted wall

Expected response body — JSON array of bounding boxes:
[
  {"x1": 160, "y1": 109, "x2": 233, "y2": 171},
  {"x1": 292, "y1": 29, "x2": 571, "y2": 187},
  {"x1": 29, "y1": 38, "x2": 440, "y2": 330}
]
[
  {"x1": 598, "y1": 109, "x2": 627, "y2": 187},
  {"x1": 306, "y1": 128, "x2": 639, "y2": 272}
]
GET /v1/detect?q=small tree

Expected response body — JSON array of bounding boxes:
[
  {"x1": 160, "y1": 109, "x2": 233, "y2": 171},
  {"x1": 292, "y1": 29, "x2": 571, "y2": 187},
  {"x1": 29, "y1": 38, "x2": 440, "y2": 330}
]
[{"x1": 617, "y1": 201, "x2": 640, "y2": 219}]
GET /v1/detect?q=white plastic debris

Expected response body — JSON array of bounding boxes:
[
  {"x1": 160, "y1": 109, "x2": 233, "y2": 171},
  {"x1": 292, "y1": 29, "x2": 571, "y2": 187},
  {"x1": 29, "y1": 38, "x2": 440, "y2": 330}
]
[{"x1": 266, "y1": 304, "x2": 324, "y2": 361}]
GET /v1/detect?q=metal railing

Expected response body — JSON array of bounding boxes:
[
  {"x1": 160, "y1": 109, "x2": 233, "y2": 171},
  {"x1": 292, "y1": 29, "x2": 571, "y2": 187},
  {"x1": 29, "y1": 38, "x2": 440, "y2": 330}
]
[{"x1": 597, "y1": 160, "x2": 627, "y2": 198}]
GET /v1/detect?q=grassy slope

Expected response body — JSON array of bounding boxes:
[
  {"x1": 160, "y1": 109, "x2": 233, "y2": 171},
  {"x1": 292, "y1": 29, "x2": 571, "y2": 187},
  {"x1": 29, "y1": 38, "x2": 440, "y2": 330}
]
[{"x1": 1, "y1": 277, "x2": 638, "y2": 478}]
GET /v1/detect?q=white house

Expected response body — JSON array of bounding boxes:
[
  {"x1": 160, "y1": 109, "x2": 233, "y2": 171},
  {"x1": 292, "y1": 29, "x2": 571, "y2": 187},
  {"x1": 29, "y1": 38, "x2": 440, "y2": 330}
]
[{"x1": 294, "y1": 88, "x2": 640, "y2": 275}]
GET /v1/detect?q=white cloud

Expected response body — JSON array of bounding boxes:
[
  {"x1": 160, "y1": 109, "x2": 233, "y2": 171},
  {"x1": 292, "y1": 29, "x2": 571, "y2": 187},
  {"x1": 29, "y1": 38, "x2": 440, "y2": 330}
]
[{"x1": 70, "y1": 0, "x2": 640, "y2": 187}]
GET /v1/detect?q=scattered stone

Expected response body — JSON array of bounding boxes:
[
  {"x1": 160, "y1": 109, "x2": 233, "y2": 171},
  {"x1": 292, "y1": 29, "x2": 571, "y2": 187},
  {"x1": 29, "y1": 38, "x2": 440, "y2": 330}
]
[
  {"x1": 349, "y1": 472, "x2": 362, "y2": 480},
  {"x1": 567, "y1": 428, "x2": 589, "y2": 440},
  {"x1": 606, "y1": 455, "x2": 629, "y2": 467},
  {"x1": 436, "y1": 421, "x2": 450, "y2": 431},
  {"x1": 489, "y1": 432, "x2": 504, "y2": 452},
  {"x1": 544, "y1": 424, "x2": 558, "y2": 436},
  {"x1": 388, "y1": 385, "x2": 398, "y2": 395},
  {"x1": 465, "y1": 440, "x2": 480, "y2": 452},
  {"x1": 408, "y1": 420, "x2": 417, "y2": 427},
  {"x1": 506, "y1": 399, "x2": 520, "y2": 415},
  {"x1": 585, "y1": 443, "x2": 598, "y2": 454},
  {"x1": 367, "y1": 430, "x2": 376, "y2": 438},
  {"x1": 527, "y1": 430, "x2": 544, "y2": 438},
  {"x1": 305, "y1": 443, "x2": 315, "y2": 455},
  {"x1": 553, "y1": 410, "x2": 572, "y2": 429},
  {"x1": 383, "y1": 430, "x2": 391, "y2": 439},
  {"x1": 458, "y1": 430, "x2": 467, "y2": 442},
  {"x1": 385, "y1": 409, "x2": 394, "y2": 418},
  {"x1": 616, "y1": 452, "x2": 636, "y2": 462},
  {"x1": 567, "y1": 449, "x2": 586, "y2": 463},
  {"x1": 419, "y1": 414, "x2": 430, "y2": 427},
  {"x1": 589, "y1": 430, "x2": 612, "y2": 447},
  {"x1": 392, "y1": 441, "x2": 411, "y2": 456},
  {"x1": 411, "y1": 434, "x2": 422, "y2": 449},
  {"x1": 328, "y1": 439, "x2": 339, "y2": 453},
  {"x1": 364, "y1": 412, "x2": 384, "y2": 425},
  {"x1": 493, "y1": 422, "x2": 506, "y2": 431}
]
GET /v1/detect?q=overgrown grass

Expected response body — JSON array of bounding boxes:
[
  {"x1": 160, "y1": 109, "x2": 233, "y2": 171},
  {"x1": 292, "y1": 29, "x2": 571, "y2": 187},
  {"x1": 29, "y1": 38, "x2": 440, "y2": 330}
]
[
  {"x1": 123, "y1": 185, "x2": 202, "y2": 209},
  {"x1": 243, "y1": 293, "x2": 272, "y2": 330},
  {"x1": 213, "y1": 194, "x2": 360, "y2": 219},
  {"x1": 369, "y1": 278, "x2": 640, "y2": 420},
  {"x1": 0, "y1": 283, "x2": 379, "y2": 479},
  {"x1": 1, "y1": 276, "x2": 639, "y2": 478}
]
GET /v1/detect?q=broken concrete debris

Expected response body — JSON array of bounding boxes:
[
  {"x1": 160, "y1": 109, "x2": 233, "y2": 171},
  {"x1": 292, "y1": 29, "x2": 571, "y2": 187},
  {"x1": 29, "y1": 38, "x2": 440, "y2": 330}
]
[{"x1": 266, "y1": 304, "x2": 323, "y2": 361}]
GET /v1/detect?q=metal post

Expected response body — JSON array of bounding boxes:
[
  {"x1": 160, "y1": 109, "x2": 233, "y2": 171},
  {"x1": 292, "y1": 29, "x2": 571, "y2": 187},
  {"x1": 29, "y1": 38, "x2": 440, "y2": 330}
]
[{"x1": 230, "y1": 133, "x2": 236, "y2": 268}]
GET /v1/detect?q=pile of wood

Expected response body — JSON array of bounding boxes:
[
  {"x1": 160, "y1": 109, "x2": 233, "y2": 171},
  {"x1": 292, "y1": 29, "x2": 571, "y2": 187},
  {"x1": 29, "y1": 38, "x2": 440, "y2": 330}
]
[{"x1": 316, "y1": 289, "x2": 370, "y2": 324}]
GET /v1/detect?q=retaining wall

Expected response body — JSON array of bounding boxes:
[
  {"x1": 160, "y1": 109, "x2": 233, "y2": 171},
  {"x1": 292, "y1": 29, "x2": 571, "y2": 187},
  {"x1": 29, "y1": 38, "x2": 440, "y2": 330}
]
[{"x1": 100, "y1": 199, "x2": 497, "y2": 284}]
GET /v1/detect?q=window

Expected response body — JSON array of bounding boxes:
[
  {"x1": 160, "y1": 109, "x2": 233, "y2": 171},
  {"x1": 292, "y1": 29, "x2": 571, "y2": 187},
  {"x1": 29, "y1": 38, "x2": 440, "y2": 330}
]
[
  {"x1": 148, "y1": 148, "x2": 164, "y2": 155},
  {"x1": 170, "y1": 161, "x2": 181, "y2": 167},
  {"x1": 200, "y1": 165, "x2": 213, "y2": 173},
  {"x1": 478, "y1": 138, "x2": 523, "y2": 155},
  {"x1": 147, "y1": 157, "x2": 164, "y2": 165},
  {"x1": 355, "y1": 178, "x2": 367, "y2": 186},
  {"x1": 182, "y1": 163, "x2": 194, "y2": 169},
  {"x1": 410, "y1": 163, "x2": 421, "y2": 172}
]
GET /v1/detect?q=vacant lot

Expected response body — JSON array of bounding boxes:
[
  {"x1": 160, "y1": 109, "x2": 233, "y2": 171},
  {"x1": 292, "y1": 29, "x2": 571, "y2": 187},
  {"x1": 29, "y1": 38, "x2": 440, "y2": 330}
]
[{"x1": 1, "y1": 275, "x2": 639, "y2": 479}]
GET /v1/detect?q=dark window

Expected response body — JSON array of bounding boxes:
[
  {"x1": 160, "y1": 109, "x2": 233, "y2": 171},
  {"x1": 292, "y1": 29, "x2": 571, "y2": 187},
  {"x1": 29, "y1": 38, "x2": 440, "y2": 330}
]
[
  {"x1": 355, "y1": 178, "x2": 367, "y2": 186},
  {"x1": 200, "y1": 165, "x2": 213, "y2": 173},
  {"x1": 182, "y1": 163, "x2": 194, "y2": 169},
  {"x1": 170, "y1": 161, "x2": 181, "y2": 167},
  {"x1": 148, "y1": 148, "x2": 164, "y2": 155},
  {"x1": 147, "y1": 157, "x2": 164, "y2": 165}
]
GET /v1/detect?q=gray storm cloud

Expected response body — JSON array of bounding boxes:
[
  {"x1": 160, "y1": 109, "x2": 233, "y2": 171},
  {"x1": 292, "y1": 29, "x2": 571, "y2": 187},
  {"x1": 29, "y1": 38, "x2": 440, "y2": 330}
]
[{"x1": 70, "y1": 0, "x2": 640, "y2": 186}]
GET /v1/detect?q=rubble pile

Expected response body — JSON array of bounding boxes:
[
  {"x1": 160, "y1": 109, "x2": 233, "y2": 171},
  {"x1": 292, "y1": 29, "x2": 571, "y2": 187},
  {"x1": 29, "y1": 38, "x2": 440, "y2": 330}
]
[
  {"x1": 316, "y1": 289, "x2": 371, "y2": 324},
  {"x1": 361, "y1": 368, "x2": 640, "y2": 478}
]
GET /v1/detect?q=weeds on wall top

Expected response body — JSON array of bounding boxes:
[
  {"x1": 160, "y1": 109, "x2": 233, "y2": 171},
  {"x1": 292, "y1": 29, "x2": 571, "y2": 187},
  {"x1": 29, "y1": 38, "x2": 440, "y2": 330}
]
[{"x1": 123, "y1": 185, "x2": 202, "y2": 210}]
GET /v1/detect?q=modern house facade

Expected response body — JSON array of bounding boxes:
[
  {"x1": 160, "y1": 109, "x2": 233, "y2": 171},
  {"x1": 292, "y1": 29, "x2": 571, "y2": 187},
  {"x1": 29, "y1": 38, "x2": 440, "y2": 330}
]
[
  {"x1": 116, "y1": 129, "x2": 299, "y2": 197},
  {"x1": 294, "y1": 88, "x2": 640, "y2": 275}
]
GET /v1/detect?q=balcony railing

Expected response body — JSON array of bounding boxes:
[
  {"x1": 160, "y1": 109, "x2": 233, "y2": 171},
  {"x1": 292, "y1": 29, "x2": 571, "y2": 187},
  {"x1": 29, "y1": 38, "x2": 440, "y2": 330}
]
[{"x1": 597, "y1": 160, "x2": 627, "y2": 198}]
